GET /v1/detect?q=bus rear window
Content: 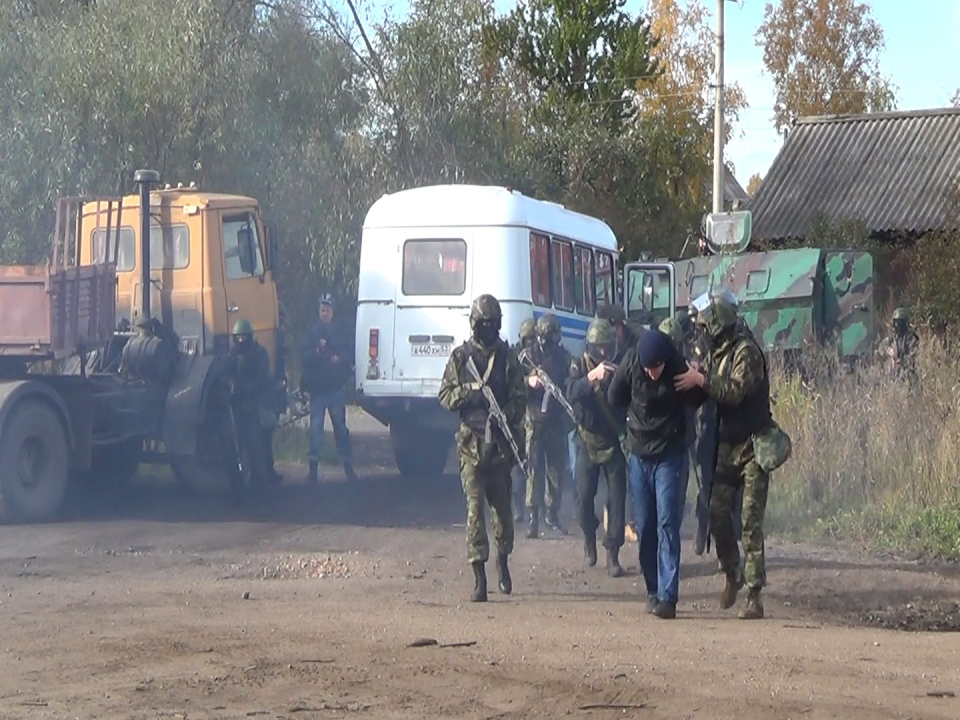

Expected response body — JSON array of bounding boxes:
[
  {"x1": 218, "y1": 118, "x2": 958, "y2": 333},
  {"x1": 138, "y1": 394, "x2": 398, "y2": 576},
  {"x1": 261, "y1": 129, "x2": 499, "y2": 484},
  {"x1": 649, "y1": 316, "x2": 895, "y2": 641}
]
[
  {"x1": 402, "y1": 239, "x2": 467, "y2": 296},
  {"x1": 595, "y1": 251, "x2": 615, "y2": 308}
]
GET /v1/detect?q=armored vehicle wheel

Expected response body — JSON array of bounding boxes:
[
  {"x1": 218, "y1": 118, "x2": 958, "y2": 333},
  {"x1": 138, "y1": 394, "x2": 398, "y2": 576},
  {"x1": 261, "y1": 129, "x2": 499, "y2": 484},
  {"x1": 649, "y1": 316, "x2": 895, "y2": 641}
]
[
  {"x1": 390, "y1": 424, "x2": 451, "y2": 479},
  {"x1": 0, "y1": 399, "x2": 69, "y2": 523}
]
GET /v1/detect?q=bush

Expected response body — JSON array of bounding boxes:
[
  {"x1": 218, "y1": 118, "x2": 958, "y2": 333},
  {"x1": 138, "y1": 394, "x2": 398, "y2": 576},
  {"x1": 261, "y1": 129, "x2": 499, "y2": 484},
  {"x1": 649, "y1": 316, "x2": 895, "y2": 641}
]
[{"x1": 766, "y1": 335, "x2": 960, "y2": 558}]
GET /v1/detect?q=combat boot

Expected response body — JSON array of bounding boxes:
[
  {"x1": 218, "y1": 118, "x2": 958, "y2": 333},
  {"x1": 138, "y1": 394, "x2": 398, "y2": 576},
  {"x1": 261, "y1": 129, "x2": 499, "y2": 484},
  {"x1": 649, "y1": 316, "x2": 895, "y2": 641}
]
[
  {"x1": 496, "y1": 553, "x2": 512, "y2": 595},
  {"x1": 606, "y1": 546, "x2": 624, "y2": 578},
  {"x1": 343, "y1": 462, "x2": 358, "y2": 483},
  {"x1": 526, "y1": 507, "x2": 539, "y2": 539},
  {"x1": 307, "y1": 461, "x2": 318, "y2": 485},
  {"x1": 738, "y1": 587, "x2": 764, "y2": 619},
  {"x1": 584, "y1": 533, "x2": 598, "y2": 567},
  {"x1": 720, "y1": 568, "x2": 745, "y2": 610},
  {"x1": 470, "y1": 561, "x2": 487, "y2": 602}
]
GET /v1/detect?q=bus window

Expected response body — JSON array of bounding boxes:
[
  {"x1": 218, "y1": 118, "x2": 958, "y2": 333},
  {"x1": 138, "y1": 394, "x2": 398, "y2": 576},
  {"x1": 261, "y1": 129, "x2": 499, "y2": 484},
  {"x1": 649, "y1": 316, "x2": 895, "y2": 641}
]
[
  {"x1": 402, "y1": 239, "x2": 467, "y2": 296},
  {"x1": 595, "y1": 251, "x2": 614, "y2": 308},
  {"x1": 530, "y1": 232, "x2": 551, "y2": 308},
  {"x1": 550, "y1": 239, "x2": 574, "y2": 311},
  {"x1": 573, "y1": 246, "x2": 595, "y2": 315}
]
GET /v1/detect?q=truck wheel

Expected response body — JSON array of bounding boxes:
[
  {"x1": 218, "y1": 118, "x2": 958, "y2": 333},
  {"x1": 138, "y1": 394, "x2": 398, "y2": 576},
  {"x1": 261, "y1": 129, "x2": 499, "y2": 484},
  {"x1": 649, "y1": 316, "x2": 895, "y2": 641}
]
[
  {"x1": 0, "y1": 399, "x2": 69, "y2": 523},
  {"x1": 172, "y1": 456, "x2": 234, "y2": 495},
  {"x1": 86, "y1": 439, "x2": 141, "y2": 490},
  {"x1": 390, "y1": 425, "x2": 451, "y2": 479}
]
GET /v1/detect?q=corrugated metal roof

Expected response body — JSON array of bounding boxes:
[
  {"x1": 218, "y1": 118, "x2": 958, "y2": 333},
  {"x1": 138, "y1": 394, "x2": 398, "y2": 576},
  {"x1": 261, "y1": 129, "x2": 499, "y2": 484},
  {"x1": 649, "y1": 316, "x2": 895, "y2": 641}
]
[{"x1": 750, "y1": 107, "x2": 960, "y2": 241}]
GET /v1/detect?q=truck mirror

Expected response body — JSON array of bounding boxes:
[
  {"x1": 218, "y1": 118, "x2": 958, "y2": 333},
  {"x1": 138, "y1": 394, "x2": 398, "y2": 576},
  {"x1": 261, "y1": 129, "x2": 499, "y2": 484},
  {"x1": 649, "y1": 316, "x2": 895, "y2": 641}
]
[{"x1": 237, "y1": 227, "x2": 255, "y2": 274}]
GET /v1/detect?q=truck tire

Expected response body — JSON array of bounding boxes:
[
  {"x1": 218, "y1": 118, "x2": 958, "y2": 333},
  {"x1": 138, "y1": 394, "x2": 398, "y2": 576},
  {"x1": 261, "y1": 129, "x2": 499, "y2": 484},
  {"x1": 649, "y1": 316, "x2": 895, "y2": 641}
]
[
  {"x1": 0, "y1": 399, "x2": 69, "y2": 523},
  {"x1": 172, "y1": 456, "x2": 234, "y2": 495},
  {"x1": 390, "y1": 424, "x2": 451, "y2": 479}
]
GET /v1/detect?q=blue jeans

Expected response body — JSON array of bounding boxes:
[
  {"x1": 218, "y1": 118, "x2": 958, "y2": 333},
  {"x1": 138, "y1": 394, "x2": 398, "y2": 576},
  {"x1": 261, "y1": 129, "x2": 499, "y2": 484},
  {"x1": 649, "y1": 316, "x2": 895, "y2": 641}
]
[
  {"x1": 308, "y1": 388, "x2": 353, "y2": 464},
  {"x1": 629, "y1": 450, "x2": 685, "y2": 606}
]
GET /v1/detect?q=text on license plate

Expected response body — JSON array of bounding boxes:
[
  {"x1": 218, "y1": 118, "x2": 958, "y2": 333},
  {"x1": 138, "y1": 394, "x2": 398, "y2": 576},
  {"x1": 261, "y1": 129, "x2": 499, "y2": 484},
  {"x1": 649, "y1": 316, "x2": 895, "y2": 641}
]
[{"x1": 411, "y1": 343, "x2": 451, "y2": 357}]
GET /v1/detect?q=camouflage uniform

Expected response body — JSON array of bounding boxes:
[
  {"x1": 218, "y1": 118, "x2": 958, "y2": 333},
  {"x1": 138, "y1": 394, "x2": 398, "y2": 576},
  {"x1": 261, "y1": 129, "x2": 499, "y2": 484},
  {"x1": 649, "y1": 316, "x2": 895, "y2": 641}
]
[
  {"x1": 877, "y1": 307, "x2": 920, "y2": 382},
  {"x1": 509, "y1": 319, "x2": 536, "y2": 523},
  {"x1": 227, "y1": 319, "x2": 273, "y2": 499},
  {"x1": 567, "y1": 319, "x2": 627, "y2": 577},
  {"x1": 521, "y1": 314, "x2": 573, "y2": 537},
  {"x1": 695, "y1": 289, "x2": 773, "y2": 620},
  {"x1": 438, "y1": 295, "x2": 526, "y2": 602}
]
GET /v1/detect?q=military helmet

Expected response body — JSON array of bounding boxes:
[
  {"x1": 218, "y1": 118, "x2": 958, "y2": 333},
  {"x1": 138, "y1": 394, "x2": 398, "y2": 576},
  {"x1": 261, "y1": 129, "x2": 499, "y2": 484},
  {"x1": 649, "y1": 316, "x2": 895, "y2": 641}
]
[
  {"x1": 518, "y1": 318, "x2": 535, "y2": 342},
  {"x1": 232, "y1": 318, "x2": 254, "y2": 336},
  {"x1": 535, "y1": 313, "x2": 562, "y2": 347},
  {"x1": 658, "y1": 317, "x2": 683, "y2": 348},
  {"x1": 585, "y1": 319, "x2": 615, "y2": 362},
  {"x1": 469, "y1": 294, "x2": 502, "y2": 329},
  {"x1": 892, "y1": 307, "x2": 910, "y2": 321},
  {"x1": 695, "y1": 288, "x2": 738, "y2": 338},
  {"x1": 598, "y1": 304, "x2": 627, "y2": 325}
]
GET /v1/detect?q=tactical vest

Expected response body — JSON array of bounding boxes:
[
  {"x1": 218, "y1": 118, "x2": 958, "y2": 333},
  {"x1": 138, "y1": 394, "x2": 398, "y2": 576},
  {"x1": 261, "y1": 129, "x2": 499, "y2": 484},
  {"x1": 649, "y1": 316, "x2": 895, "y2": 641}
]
[
  {"x1": 716, "y1": 336, "x2": 772, "y2": 446},
  {"x1": 458, "y1": 340, "x2": 508, "y2": 438}
]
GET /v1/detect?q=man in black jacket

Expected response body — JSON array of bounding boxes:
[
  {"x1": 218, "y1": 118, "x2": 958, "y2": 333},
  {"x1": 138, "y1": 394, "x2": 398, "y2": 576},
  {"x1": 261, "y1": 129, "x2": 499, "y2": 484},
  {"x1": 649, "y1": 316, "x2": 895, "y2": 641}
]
[
  {"x1": 300, "y1": 294, "x2": 358, "y2": 484},
  {"x1": 608, "y1": 328, "x2": 700, "y2": 619}
]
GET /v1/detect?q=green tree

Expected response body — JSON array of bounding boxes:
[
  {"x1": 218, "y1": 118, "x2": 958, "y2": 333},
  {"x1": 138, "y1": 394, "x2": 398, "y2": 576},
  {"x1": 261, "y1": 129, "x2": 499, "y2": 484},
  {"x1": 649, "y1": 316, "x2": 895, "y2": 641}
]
[
  {"x1": 756, "y1": 0, "x2": 896, "y2": 136},
  {"x1": 483, "y1": 0, "x2": 660, "y2": 132}
]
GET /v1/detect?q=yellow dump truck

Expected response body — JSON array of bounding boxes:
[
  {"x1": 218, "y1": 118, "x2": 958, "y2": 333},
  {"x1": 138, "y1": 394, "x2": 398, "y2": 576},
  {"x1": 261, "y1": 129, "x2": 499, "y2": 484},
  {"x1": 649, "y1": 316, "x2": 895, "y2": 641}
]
[{"x1": 0, "y1": 169, "x2": 285, "y2": 522}]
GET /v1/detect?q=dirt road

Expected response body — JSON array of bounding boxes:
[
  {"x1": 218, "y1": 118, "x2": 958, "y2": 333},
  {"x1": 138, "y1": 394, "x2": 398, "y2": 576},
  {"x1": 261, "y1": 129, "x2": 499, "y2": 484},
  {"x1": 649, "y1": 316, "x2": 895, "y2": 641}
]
[{"x1": 0, "y1": 411, "x2": 958, "y2": 719}]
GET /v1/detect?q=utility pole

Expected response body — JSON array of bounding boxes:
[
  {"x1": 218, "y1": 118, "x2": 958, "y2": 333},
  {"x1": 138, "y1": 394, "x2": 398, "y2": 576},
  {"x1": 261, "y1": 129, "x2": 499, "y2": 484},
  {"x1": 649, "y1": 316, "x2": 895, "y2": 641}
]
[{"x1": 712, "y1": 0, "x2": 725, "y2": 214}]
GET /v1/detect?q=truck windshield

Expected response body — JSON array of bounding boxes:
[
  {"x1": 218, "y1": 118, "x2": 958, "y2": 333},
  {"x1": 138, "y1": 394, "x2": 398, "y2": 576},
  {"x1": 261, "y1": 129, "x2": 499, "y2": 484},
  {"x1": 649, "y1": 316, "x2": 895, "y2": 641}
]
[{"x1": 401, "y1": 239, "x2": 466, "y2": 296}]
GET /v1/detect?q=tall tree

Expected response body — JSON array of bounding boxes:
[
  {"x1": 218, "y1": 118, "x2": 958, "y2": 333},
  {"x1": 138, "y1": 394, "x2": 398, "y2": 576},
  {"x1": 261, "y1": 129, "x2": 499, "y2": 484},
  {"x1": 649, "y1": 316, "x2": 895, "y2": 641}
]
[
  {"x1": 483, "y1": 0, "x2": 660, "y2": 132},
  {"x1": 952, "y1": 88, "x2": 960, "y2": 108},
  {"x1": 636, "y1": 0, "x2": 748, "y2": 211},
  {"x1": 756, "y1": 0, "x2": 895, "y2": 136}
]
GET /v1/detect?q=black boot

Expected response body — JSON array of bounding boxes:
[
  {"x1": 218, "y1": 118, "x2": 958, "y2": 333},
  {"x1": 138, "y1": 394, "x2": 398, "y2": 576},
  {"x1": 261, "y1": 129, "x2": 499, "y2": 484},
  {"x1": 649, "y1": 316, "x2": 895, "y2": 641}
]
[
  {"x1": 343, "y1": 462, "x2": 358, "y2": 482},
  {"x1": 584, "y1": 533, "x2": 598, "y2": 567},
  {"x1": 496, "y1": 553, "x2": 512, "y2": 595},
  {"x1": 471, "y1": 561, "x2": 487, "y2": 602},
  {"x1": 307, "y1": 461, "x2": 318, "y2": 485},
  {"x1": 606, "y1": 546, "x2": 624, "y2": 578},
  {"x1": 526, "y1": 506, "x2": 539, "y2": 539}
]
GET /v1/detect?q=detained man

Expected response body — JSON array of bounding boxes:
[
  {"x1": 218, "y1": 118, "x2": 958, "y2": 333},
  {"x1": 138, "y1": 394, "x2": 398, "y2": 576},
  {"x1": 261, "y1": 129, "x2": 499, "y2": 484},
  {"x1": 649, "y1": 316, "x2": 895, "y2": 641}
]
[{"x1": 608, "y1": 328, "x2": 700, "y2": 619}]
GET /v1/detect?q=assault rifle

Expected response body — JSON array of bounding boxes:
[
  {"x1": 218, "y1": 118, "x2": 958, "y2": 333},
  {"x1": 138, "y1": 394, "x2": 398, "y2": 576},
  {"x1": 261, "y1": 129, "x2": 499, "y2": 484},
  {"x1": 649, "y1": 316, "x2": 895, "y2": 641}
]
[
  {"x1": 518, "y1": 348, "x2": 577, "y2": 424},
  {"x1": 465, "y1": 354, "x2": 528, "y2": 475}
]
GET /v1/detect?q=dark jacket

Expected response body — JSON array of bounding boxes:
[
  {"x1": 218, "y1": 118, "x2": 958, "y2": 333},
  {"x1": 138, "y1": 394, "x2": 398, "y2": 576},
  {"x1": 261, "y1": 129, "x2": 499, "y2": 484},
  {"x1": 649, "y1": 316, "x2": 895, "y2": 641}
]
[
  {"x1": 567, "y1": 354, "x2": 626, "y2": 454},
  {"x1": 607, "y1": 331, "x2": 700, "y2": 460},
  {"x1": 230, "y1": 340, "x2": 271, "y2": 411},
  {"x1": 300, "y1": 319, "x2": 352, "y2": 395},
  {"x1": 521, "y1": 343, "x2": 572, "y2": 428}
]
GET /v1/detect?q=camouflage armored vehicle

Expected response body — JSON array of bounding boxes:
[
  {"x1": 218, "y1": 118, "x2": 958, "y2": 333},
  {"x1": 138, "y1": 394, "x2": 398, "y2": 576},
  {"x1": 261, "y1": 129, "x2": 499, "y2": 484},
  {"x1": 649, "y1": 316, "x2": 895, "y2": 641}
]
[{"x1": 623, "y1": 210, "x2": 875, "y2": 361}]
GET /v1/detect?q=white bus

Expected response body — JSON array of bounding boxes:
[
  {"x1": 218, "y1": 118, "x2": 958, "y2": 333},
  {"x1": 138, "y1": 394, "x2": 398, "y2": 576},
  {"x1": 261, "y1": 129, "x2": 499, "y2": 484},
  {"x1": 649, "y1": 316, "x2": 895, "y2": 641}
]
[{"x1": 354, "y1": 184, "x2": 671, "y2": 479}]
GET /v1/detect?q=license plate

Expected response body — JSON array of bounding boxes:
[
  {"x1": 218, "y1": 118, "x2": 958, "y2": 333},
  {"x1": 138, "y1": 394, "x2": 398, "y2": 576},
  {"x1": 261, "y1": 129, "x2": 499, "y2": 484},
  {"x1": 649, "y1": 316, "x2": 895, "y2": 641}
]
[{"x1": 411, "y1": 343, "x2": 451, "y2": 357}]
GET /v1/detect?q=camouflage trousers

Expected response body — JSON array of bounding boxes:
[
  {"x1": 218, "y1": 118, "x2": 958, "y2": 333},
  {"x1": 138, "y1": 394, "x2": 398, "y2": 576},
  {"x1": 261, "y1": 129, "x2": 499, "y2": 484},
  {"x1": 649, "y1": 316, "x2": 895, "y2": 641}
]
[
  {"x1": 526, "y1": 424, "x2": 569, "y2": 516},
  {"x1": 461, "y1": 457, "x2": 515, "y2": 565},
  {"x1": 709, "y1": 438, "x2": 769, "y2": 589}
]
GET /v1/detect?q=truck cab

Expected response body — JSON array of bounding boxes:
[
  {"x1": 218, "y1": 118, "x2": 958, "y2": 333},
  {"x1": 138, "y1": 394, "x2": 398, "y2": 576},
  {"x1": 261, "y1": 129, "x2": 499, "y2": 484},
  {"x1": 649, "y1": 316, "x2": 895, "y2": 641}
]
[{"x1": 79, "y1": 187, "x2": 282, "y2": 372}]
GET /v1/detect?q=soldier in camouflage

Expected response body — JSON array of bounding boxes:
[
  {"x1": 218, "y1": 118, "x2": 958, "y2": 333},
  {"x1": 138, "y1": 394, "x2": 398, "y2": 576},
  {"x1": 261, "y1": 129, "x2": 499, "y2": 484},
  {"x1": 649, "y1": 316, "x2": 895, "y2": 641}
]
[
  {"x1": 523, "y1": 313, "x2": 573, "y2": 537},
  {"x1": 509, "y1": 319, "x2": 537, "y2": 523},
  {"x1": 675, "y1": 289, "x2": 773, "y2": 620},
  {"x1": 567, "y1": 319, "x2": 627, "y2": 577},
  {"x1": 438, "y1": 295, "x2": 525, "y2": 602},
  {"x1": 877, "y1": 307, "x2": 920, "y2": 382}
]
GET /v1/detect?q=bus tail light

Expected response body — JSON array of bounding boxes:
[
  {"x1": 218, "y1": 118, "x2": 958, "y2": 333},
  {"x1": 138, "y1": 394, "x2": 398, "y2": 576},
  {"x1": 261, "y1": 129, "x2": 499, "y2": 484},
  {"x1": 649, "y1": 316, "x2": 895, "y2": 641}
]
[{"x1": 369, "y1": 329, "x2": 379, "y2": 359}]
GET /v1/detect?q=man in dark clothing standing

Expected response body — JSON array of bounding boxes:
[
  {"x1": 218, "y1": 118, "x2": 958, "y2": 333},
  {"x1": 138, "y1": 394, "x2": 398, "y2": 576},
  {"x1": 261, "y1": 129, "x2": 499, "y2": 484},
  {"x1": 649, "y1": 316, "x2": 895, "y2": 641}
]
[
  {"x1": 568, "y1": 319, "x2": 627, "y2": 577},
  {"x1": 608, "y1": 328, "x2": 699, "y2": 619},
  {"x1": 300, "y1": 294, "x2": 358, "y2": 484}
]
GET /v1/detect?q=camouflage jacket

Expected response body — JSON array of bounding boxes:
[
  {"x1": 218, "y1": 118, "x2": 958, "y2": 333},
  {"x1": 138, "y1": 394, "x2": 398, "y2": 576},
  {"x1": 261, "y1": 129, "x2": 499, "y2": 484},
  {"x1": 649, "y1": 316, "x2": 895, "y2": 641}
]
[
  {"x1": 877, "y1": 330, "x2": 919, "y2": 379},
  {"x1": 438, "y1": 338, "x2": 526, "y2": 468},
  {"x1": 701, "y1": 325, "x2": 772, "y2": 447}
]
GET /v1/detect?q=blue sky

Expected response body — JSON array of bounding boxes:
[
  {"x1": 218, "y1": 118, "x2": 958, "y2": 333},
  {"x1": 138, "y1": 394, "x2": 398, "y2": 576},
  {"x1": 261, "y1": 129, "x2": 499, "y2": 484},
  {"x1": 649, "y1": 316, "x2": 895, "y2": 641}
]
[{"x1": 364, "y1": 0, "x2": 960, "y2": 184}]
